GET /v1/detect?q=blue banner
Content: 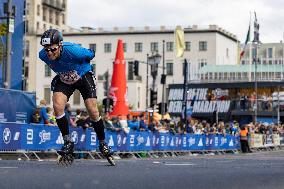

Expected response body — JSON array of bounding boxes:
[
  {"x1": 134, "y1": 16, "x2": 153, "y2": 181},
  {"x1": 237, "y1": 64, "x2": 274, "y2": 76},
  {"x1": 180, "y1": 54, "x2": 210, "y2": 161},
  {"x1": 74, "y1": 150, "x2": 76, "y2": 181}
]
[
  {"x1": 0, "y1": 89, "x2": 36, "y2": 123},
  {"x1": 0, "y1": 123, "x2": 242, "y2": 152}
]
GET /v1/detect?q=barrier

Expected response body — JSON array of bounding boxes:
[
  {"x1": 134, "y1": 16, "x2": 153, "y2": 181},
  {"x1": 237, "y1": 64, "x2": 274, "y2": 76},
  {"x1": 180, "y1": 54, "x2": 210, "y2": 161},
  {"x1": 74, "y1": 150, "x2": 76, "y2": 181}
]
[
  {"x1": 0, "y1": 89, "x2": 36, "y2": 123},
  {"x1": 249, "y1": 133, "x2": 282, "y2": 148},
  {"x1": 0, "y1": 122, "x2": 241, "y2": 152}
]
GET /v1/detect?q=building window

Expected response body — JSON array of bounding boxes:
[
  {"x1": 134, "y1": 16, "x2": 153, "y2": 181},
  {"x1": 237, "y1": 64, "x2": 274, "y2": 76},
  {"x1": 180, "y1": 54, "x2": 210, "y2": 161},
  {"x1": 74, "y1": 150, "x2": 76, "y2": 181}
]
[
  {"x1": 26, "y1": 3, "x2": 30, "y2": 15},
  {"x1": 199, "y1": 41, "x2": 207, "y2": 51},
  {"x1": 44, "y1": 88, "x2": 51, "y2": 105},
  {"x1": 226, "y1": 48, "x2": 229, "y2": 57},
  {"x1": 55, "y1": 14, "x2": 59, "y2": 25},
  {"x1": 166, "y1": 62, "x2": 173, "y2": 75},
  {"x1": 104, "y1": 43, "x2": 112, "y2": 53},
  {"x1": 166, "y1": 42, "x2": 173, "y2": 52},
  {"x1": 43, "y1": 8, "x2": 46, "y2": 21},
  {"x1": 128, "y1": 61, "x2": 134, "y2": 80},
  {"x1": 268, "y1": 48, "x2": 273, "y2": 58},
  {"x1": 45, "y1": 65, "x2": 51, "y2": 77},
  {"x1": 24, "y1": 62, "x2": 29, "y2": 78},
  {"x1": 151, "y1": 42, "x2": 158, "y2": 53},
  {"x1": 123, "y1": 43, "x2": 127, "y2": 52},
  {"x1": 198, "y1": 59, "x2": 207, "y2": 69},
  {"x1": 135, "y1": 42, "x2": 142, "y2": 52},
  {"x1": 37, "y1": 4, "x2": 40, "y2": 16},
  {"x1": 25, "y1": 41, "x2": 30, "y2": 57},
  {"x1": 25, "y1": 20, "x2": 29, "y2": 33},
  {"x1": 73, "y1": 89, "x2": 81, "y2": 105},
  {"x1": 185, "y1": 41, "x2": 191, "y2": 51},
  {"x1": 49, "y1": 10, "x2": 53, "y2": 23},
  {"x1": 36, "y1": 22, "x2": 40, "y2": 30},
  {"x1": 89, "y1": 43, "x2": 96, "y2": 52},
  {"x1": 62, "y1": 14, "x2": 65, "y2": 24}
]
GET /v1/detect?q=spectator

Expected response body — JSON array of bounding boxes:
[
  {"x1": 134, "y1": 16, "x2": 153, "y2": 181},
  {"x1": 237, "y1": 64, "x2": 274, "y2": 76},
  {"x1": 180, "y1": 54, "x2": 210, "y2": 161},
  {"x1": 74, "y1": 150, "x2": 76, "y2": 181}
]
[
  {"x1": 65, "y1": 103, "x2": 76, "y2": 127},
  {"x1": 32, "y1": 107, "x2": 41, "y2": 123},
  {"x1": 103, "y1": 114, "x2": 121, "y2": 132},
  {"x1": 46, "y1": 107, "x2": 56, "y2": 125},
  {"x1": 39, "y1": 99, "x2": 50, "y2": 125},
  {"x1": 127, "y1": 114, "x2": 139, "y2": 131},
  {"x1": 139, "y1": 114, "x2": 148, "y2": 131},
  {"x1": 76, "y1": 111, "x2": 91, "y2": 131}
]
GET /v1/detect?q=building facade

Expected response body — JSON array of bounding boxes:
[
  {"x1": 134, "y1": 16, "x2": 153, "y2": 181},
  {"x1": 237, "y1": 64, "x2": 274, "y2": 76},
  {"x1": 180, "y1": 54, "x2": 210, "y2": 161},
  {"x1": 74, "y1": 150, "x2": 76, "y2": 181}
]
[
  {"x1": 24, "y1": 0, "x2": 68, "y2": 92},
  {"x1": 31, "y1": 25, "x2": 238, "y2": 110}
]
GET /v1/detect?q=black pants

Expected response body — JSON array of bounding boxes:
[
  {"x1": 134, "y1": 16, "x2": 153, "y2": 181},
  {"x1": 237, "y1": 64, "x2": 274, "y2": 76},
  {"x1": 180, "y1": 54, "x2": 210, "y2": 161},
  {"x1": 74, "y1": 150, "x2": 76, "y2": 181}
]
[{"x1": 240, "y1": 140, "x2": 251, "y2": 153}]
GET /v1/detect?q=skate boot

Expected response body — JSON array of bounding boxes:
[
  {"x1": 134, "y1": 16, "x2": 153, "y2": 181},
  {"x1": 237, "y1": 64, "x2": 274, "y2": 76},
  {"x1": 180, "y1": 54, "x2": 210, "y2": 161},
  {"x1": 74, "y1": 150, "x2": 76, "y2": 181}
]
[
  {"x1": 99, "y1": 142, "x2": 115, "y2": 166},
  {"x1": 57, "y1": 140, "x2": 75, "y2": 166}
]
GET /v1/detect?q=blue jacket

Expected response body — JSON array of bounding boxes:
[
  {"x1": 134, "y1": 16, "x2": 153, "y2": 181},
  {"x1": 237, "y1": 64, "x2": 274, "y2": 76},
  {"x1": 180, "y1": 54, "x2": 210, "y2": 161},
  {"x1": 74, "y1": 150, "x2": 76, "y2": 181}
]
[{"x1": 39, "y1": 42, "x2": 95, "y2": 77}]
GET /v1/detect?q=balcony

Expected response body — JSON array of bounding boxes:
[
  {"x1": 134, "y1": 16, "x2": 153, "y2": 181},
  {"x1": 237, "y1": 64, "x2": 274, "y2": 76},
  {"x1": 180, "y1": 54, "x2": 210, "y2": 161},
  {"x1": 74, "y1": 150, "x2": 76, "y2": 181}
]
[{"x1": 42, "y1": 0, "x2": 65, "y2": 12}]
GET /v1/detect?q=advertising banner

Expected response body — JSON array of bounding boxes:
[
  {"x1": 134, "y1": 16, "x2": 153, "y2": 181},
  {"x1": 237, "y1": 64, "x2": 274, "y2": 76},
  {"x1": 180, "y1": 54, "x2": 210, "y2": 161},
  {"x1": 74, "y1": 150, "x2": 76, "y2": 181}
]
[{"x1": 0, "y1": 123, "x2": 245, "y2": 152}]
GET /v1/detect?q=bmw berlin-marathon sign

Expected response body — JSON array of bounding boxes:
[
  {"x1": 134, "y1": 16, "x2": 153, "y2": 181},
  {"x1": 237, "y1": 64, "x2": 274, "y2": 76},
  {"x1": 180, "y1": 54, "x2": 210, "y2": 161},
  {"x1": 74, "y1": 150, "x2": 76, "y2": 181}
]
[{"x1": 168, "y1": 86, "x2": 231, "y2": 115}]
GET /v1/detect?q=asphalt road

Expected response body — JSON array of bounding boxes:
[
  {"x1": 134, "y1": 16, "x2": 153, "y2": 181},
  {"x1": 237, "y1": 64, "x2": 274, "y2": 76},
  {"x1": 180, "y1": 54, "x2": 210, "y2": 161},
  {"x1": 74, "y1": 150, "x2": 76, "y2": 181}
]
[{"x1": 0, "y1": 150, "x2": 284, "y2": 189}]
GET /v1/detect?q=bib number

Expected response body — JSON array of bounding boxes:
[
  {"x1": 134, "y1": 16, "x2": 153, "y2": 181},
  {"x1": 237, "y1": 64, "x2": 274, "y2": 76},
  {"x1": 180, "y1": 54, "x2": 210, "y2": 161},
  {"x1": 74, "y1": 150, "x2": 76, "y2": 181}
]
[{"x1": 59, "y1": 71, "x2": 81, "y2": 84}]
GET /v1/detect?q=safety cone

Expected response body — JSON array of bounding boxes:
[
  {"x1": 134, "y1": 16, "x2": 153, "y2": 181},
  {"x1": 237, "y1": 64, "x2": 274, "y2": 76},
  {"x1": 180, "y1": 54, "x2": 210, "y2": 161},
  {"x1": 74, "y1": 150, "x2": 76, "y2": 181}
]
[{"x1": 109, "y1": 39, "x2": 129, "y2": 117}]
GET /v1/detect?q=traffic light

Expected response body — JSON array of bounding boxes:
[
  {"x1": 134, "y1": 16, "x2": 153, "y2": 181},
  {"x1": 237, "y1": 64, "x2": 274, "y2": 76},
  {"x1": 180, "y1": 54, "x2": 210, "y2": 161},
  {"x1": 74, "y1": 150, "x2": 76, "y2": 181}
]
[
  {"x1": 134, "y1": 60, "x2": 139, "y2": 76},
  {"x1": 158, "y1": 103, "x2": 168, "y2": 114},
  {"x1": 150, "y1": 89, "x2": 157, "y2": 107},
  {"x1": 161, "y1": 74, "x2": 167, "y2": 84}
]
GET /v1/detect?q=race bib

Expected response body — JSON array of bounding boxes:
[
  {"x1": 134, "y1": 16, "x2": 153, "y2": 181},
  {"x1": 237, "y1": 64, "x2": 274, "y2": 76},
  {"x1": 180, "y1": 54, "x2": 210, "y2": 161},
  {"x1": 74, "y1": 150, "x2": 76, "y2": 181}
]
[{"x1": 59, "y1": 71, "x2": 81, "y2": 84}]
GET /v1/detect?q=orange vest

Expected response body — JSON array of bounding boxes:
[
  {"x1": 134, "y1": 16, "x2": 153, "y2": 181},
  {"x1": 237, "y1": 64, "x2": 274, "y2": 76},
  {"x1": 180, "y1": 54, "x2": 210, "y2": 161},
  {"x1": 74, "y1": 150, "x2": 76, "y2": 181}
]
[{"x1": 240, "y1": 129, "x2": 248, "y2": 140}]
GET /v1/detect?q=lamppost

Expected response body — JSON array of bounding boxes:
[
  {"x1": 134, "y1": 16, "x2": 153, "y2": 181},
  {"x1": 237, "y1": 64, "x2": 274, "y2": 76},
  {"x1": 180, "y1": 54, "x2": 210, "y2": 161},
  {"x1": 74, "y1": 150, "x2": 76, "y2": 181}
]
[
  {"x1": 161, "y1": 40, "x2": 166, "y2": 120},
  {"x1": 148, "y1": 52, "x2": 161, "y2": 108},
  {"x1": 146, "y1": 54, "x2": 149, "y2": 109}
]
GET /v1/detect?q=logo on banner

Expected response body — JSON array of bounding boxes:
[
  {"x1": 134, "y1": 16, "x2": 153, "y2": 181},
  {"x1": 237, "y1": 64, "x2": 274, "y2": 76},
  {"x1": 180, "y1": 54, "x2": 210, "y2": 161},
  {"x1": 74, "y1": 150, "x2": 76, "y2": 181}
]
[
  {"x1": 183, "y1": 136, "x2": 187, "y2": 147},
  {"x1": 229, "y1": 139, "x2": 234, "y2": 147},
  {"x1": 146, "y1": 137, "x2": 150, "y2": 146},
  {"x1": 27, "y1": 129, "x2": 33, "y2": 144},
  {"x1": 137, "y1": 135, "x2": 144, "y2": 146},
  {"x1": 39, "y1": 130, "x2": 51, "y2": 144},
  {"x1": 215, "y1": 137, "x2": 219, "y2": 146},
  {"x1": 117, "y1": 134, "x2": 122, "y2": 147},
  {"x1": 90, "y1": 132, "x2": 96, "y2": 146},
  {"x1": 198, "y1": 138, "x2": 203, "y2": 146},
  {"x1": 80, "y1": 134, "x2": 85, "y2": 142},
  {"x1": 71, "y1": 131, "x2": 79, "y2": 144},
  {"x1": 221, "y1": 137, "x2": 227, "y2": 146},
  {"x1": 130, "y1": 135, "x2": 135, "y2": 147},
  {"x1": 160, "y1": 136, "x2": 165, "y2": 146},
  {"x1": 108, "y1": 135, "x2": 114, "y2": 146},
  {"x1": 14, "y1": 132, "x2": 20, "y2": 141},
  {"x1": 188, "y1": 137, "x2": 195, "y2": 146},
  {"x1": 56, "y1": 134, "x2": 64, "y2": 144},
  {"x1": 3, "y1": 128, "x2": 11, "y2": 144}
]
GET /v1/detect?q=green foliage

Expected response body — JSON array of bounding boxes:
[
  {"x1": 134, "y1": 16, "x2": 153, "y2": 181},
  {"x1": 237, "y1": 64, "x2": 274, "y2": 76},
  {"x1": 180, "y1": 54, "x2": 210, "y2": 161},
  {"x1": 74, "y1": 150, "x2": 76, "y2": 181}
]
[{"x1": 0, "y1": 23, "x2": 7, "y2": 36}]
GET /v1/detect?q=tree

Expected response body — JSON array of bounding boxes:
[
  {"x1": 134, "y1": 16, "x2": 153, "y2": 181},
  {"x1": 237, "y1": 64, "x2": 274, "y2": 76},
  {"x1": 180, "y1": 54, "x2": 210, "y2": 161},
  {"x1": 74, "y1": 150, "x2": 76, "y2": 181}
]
[{"x1": 0, "y1": 23, "x2": 7, "y2": 62}]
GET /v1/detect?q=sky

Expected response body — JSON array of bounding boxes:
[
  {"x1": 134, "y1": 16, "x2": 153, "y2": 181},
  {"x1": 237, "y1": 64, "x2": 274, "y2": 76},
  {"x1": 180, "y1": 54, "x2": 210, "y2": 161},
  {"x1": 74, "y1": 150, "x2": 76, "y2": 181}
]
[{"x1": 68, "y1": 0, "x2": 284, "y2": 43}]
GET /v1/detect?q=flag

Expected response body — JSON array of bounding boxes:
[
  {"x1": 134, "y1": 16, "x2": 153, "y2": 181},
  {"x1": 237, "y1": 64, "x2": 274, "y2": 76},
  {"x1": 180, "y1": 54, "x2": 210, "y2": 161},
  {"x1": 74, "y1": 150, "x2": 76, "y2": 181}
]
[
  {"x1": 240, "y1": 24, "x2": 251, "y2": 59},
  {"x1": 175, "y1": 26, "x2": 185, "y2": 58},
  {"x1": 253, "y1": 12, "x2": 260, "y2": 43}
]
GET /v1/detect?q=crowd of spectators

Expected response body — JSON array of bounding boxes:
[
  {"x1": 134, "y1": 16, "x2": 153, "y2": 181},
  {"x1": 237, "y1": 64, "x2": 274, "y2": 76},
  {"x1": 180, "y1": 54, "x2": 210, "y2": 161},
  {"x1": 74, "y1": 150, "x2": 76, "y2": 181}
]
[
  {"x1": 31, "y1": 101, "x2": 284, "y2": 136},
  {"x1": 236, "y1": 92, "x2": 274, "y2": 111}
]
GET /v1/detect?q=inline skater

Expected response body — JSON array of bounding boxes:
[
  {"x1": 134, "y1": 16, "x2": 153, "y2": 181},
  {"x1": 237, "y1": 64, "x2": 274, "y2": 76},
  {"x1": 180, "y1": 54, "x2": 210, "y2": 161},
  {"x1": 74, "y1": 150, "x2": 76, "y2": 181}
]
[{"x1": 39, "y1": 29, "x2": 115, "y2": 166}]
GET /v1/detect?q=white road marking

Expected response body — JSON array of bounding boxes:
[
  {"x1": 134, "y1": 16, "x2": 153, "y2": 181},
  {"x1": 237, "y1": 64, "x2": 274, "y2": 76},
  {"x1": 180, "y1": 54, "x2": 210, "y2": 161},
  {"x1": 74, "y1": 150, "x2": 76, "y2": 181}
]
[
  {"x1": 164, "y1": 163, "x2": 196, "y2": 166},
  {"x1": 0, "y1": 167, "x2": 18, "y2": 169}
]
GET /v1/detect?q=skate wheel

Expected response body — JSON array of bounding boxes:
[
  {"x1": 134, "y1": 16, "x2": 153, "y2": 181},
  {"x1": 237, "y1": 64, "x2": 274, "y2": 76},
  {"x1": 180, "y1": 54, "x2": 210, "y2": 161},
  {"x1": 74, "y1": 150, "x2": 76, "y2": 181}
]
[
  {"x1": 57, "y1": 154, "x2": 74, "y2": 166},
  {"x1": 107, "y1": 156, "x2": 116, "y2": 166}
]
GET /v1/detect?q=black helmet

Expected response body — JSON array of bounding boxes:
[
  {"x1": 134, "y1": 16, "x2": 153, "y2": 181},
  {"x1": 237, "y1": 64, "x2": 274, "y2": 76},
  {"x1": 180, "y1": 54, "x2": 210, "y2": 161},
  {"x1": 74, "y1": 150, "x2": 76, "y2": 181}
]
[{"x1": 40, "y1": 29, "x2": 63, "y2": 46}]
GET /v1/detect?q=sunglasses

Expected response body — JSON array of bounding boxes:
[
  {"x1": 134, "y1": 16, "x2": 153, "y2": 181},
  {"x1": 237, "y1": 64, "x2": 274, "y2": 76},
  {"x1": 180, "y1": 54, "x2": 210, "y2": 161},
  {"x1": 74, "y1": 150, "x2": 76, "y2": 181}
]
[{"x1": 44, "y1": 46, "x2": 59, "y2": 53}]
